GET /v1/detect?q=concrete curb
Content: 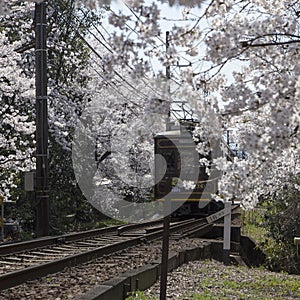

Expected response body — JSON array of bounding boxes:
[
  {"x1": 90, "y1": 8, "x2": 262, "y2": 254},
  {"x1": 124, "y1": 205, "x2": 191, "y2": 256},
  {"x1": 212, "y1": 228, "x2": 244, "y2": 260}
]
[{"x1": 76, "y1": 241, "x2": 211, "y2": 300}]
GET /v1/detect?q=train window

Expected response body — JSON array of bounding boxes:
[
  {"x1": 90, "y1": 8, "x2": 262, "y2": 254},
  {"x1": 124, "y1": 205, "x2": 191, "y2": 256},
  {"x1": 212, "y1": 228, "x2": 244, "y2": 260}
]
[{"x1": 161, "y1": 149, "x2": 179, "y2": 174}]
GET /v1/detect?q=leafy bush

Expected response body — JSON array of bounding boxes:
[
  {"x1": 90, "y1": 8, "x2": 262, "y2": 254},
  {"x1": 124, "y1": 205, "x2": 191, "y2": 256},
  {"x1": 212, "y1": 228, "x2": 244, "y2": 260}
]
[
  {"x1": 261, "y1": 175, "x2": 300, "y2": 274},
  {"x1": 126, "y1": 291, "x2": 155, "y2": 300}
]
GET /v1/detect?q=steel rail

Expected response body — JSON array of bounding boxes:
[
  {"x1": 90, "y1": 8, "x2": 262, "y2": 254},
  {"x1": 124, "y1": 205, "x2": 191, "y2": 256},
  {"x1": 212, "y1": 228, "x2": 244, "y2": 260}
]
[
  {"x1": 0, "y1": 205, "x2": 240, "y2": 256},
  {"x1": 0, "y1": 225, "x2": 121, "y2": 256},
  {"x1": 117, "y1": 218, "x2": 164, "y2": 235},
  {"x1": 0, "y1": 206, "x2": 240, "y2": 291},
  {"x1": 182, "y1": 223, "x2": 213, "y2": 238},
  {"x1": 0, "y1": 235, "x2": 143, "y2": 291},
  {"x1": 140, "y1": 218, "x2": 194, "y2": 234},
  {"x1": 0, "y1": 218, "x2": 210, "y2": 291},
  {"x1": 0, "y1": 218, "x2": 168, "y2": 257}
]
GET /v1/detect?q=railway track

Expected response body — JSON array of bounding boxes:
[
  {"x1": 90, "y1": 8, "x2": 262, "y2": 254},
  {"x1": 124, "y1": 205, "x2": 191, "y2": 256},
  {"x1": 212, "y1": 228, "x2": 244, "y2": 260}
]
[
  {"x1": 0, "y1": 235, "x2": 210, "y2": 300},
  {"x1": 0, "y1": 204, "x2": 240, "y2": 295},
  {"x1": 0, "y1": 217, "x2": 211, "y2": 291}
]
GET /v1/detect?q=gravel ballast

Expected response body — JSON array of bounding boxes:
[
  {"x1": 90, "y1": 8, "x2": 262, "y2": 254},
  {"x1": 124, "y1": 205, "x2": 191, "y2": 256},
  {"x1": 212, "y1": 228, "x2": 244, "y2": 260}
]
[{"x1": 0, "y1": 238, "x2": 206, "y2": 300}]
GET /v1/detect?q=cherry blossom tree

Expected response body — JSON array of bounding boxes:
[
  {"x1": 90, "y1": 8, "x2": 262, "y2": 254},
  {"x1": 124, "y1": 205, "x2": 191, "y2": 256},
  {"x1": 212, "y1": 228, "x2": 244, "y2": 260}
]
[
  {"x1": 1, "y1": 0, "x2": 299, "y2": 214},
  {"x1": 73, "y1": 62, "x2": 167, "y2": 220},
  {"x1": 0, "y1": 0, "x2": 106, "y2": 232},
  {"x1": 96, "y1": 0, "x2": 300, "y2": 209},
  {"x1": 0, "y1": 32, "x2": 35, "y2": 201},
  {"x1": 202, "y1": 0, "x2": 300, "y2": 206}
]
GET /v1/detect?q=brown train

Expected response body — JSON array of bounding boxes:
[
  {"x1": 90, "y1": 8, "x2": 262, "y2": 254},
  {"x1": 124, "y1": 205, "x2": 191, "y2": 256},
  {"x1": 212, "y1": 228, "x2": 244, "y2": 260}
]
[{"x1": 154, "y1": 128, "x2": 234, "y2": 218}]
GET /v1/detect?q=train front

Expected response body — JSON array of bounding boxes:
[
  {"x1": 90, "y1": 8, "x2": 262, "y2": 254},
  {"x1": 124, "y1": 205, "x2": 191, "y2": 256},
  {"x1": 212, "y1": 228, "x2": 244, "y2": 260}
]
[{"x1": 154, "y1": 129, "x2": 223, "y2": 218}]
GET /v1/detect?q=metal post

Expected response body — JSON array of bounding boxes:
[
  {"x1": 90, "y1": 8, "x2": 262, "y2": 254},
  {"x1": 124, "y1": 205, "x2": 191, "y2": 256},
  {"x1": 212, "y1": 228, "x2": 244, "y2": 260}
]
[
  {"x1": 35, "y1": 1, "x2": 49, "y2": 237},
  {"x1": 160, "y1": 209, "x2": 171, "y2": 300},
  {"x1": 160, "y1": 178, "x2": 172, "y2": 300},
  {"x1": 223, "y1": 201, "x2": 231, "y2": 265},
  {"x1": 159, "y1": 32, "x2": 173, "y2": 300},
  {"x1": 159, "y1": 33, "x2": 172, "y2": 298},
  {"x1": 160, "y1": 215, "x2": 170, "y2": 300}
]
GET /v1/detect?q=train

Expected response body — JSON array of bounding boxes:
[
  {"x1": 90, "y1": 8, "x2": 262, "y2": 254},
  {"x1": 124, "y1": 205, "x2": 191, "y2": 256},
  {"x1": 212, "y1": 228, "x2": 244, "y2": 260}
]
[{"x1": 154, "y1": 124, "x2": 235, "y2": 218}]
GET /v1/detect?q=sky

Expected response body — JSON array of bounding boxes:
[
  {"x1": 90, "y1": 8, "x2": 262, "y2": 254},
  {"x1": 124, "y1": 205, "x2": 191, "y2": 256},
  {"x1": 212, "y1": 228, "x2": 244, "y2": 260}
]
[
  {"x1": 107, "y1": 0, "x2": 243, "y2": 82},
  {"x1": 107, "y1": 0, "x2": 205, "y2": 73},
  {"x1": 98, "y1": 0, "x2": 244, "y2": 121}
]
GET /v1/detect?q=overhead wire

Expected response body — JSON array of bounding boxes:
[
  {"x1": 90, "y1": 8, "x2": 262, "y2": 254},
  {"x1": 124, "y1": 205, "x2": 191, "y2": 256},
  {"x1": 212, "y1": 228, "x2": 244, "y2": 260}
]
[
  {"x1": 109, "y1": 2, "x2": 195, "y2": 88},
  {"x1": 101, "y1": 6, "x2": 170, "y2": 96},
  {"x1": 51, "y1": 3, "x2": 147, "y2": 96},
  {"x1": 49, "y1": 0, "x2": 156, "y2": 103},
  {"x1": 50, "y1": 0, "x2": 200, "y2": 121},
  {"x1": 114, "y1": 2, "x2": 204, "y2": 122},
  {"x1": 64, "y1": 1, "x2": 195, "y2": 100},
  {"x1": 61, "y1": 0, "x2": 167, "y2": 100},
  {"x1": 47, "y1": 0, "x2": 148, "y2": 111},
  {"x1": 120, "y1": 0, "x2": 195, "y2": 67}
]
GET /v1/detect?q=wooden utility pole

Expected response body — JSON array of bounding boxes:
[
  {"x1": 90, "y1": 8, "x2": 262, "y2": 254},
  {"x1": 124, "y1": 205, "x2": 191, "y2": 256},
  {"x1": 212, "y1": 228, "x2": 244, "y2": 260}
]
[{"x1": 35, "y1": 1, "x2": 49, "y2": 237}]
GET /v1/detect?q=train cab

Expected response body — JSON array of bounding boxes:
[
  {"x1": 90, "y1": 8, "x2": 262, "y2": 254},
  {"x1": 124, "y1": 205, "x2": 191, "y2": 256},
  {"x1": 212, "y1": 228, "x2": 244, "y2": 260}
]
[{"x1": 154, "y1": 128, "x2": 225, "y2": 217}]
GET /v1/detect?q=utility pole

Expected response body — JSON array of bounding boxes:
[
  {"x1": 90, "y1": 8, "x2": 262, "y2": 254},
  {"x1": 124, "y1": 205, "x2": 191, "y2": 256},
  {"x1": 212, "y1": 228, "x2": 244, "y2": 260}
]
[
  {"x1": 166, "y1": 31, "x2": 171, "y2": 131},
  {"x1": 35, "y1": 0, "x2": 49, "y2": 237},
  {"x1": 166, "y1": 31, "x2": 171, "y2": 80},
  {"x1": 160, "y1": 31, "x2": 172, "y2": 300}
]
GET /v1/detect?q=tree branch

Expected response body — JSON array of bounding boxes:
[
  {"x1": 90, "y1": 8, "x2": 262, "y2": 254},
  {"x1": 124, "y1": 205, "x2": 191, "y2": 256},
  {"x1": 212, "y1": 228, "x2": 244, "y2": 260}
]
[{"x1": 241, "y1": 37, "x2": 300, "y2": 48}]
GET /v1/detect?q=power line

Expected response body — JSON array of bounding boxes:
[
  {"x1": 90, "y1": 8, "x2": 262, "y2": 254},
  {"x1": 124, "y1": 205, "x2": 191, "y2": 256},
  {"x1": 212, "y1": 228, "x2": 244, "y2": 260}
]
[
  {"x1": 47, "y1": 1, "x2": 153, "y2": 119},
  {"x1": 109, "y1": 2, "x2": 201, "y2": 96},
  {"x1": 50, "y1": 0, "x2": 198, "y2": 121},
  {"x1": 57, "y1": 0, "x2": 174, "y2": 103},
  {"x1": 118, "y1": 1, "x2": 195, "y2": 67},
  {"x1": 49, "y1": 0, "x2": 156, "y2": 102}
]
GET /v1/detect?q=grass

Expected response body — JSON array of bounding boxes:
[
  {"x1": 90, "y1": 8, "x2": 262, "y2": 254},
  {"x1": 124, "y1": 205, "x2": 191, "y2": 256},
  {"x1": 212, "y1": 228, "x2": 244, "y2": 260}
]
[
  {"x1": 126, "y1": 265, "x2": 300, "y2": 300},
  {"x1": 241, "y1": 208, "x2": 268, "y2": 244},
  {"x1": 126, "y1": 207, "x2": 300, "y2": 299},
  {"x1": 126, "y1": 291, "x2": 157, "y2": 300},
  {"x1": 188, "y1": 271, "x2": 300, "y2": 299}
]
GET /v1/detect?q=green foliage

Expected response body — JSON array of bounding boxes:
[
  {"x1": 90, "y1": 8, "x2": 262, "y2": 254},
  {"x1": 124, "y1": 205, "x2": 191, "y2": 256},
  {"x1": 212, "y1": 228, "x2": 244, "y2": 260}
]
[
  {"x1": 47, "y1": 0, "x2": 101, "y2": 88},
  {"x1": 125, "y1": 268, "x2": 300, "y2": 300},
  {"x1": 48, "y1": 137, "x2": 101, "y2": 234},
  {"x1": 242, "y1": 176, "x2": 300, "y2": 274},
  {"x1": 242, "y1": 208, "x2": 268, "y2": 244},
  {"x1": 126, "y1": 290, "x2": 156, "y2": 300},
  {"x1": 261, "y1": 175, "x2": 300, "y2": 274},
  {"x1": 2, "y1": 185, "x2": 35, "y2": 240},
  {"x1": 189, "y1": 272, "x2": 300, "y2": 299},
  {"x1": 0, "y1": 0, "x2": 106, "y2": 238}
]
